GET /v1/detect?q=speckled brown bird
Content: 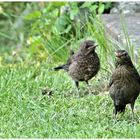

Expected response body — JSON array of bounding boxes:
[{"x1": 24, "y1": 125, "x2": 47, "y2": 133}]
[
  {"x1": 54, "y1": 40, "x2": 100, "y2": 88},
  {"x1": 109, "y1": 50, "x2": 140, "y2": 119}
]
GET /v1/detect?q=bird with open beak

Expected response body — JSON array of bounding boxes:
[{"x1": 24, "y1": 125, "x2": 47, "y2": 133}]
[
  {"x1": 54, "y1": 40, "x2": 100, "y2": 89},
  {"x1": 109, "y1": 50, "x2": 140, "y2": 119}
]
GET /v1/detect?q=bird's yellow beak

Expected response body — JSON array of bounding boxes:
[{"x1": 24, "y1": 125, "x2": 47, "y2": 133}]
[
  {"x1": 88, "y1": 44, "x2": 98, "y2": 51},
  {"x1": 115, "y1": 51, "x2": 126, "y2": 58},
  {"x1": 115, "y1": 52, "x2": 121, "y2": 57}
]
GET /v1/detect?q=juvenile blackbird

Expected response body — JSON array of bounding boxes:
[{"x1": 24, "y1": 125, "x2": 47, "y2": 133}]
[
  {"x1": 109, "y1": 50, "x2": 140, "y2": 119},
  {"x1": 54, "y1": 40, "x2": 100, "y2": 88}
]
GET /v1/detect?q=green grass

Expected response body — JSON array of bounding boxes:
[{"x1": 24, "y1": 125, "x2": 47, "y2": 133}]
[{"x1": 0, "y1": 63, "x2": 140, "y2": 138}]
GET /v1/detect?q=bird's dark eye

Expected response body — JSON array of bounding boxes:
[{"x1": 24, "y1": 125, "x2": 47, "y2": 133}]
[
  {"x1": 123, "y1": 53, "x2": 127, "y2": 56},
  {"x1": 85, "y1": 45, "x2": 92, "y2": 48}
]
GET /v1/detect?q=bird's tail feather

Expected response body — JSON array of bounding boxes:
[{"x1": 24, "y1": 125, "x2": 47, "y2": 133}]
[{"x1": 54, "y1": 65, "x2": 65, "y2": 71}]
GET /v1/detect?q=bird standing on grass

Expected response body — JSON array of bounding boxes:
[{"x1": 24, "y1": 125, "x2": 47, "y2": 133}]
[
  {"x1": 54, "y1": 40, "x2": 100, "y2": 89},
  {"x1": 109, "y1": 50, "x2": 140, "y2": 119}
]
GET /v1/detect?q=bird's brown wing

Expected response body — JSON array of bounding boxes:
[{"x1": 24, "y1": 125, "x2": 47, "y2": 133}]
[
  {"x1": 129, "y1": 67, "x2": 140, "y2": 85},
  {"x1": 54, "y1": 50, "x2": 75, "y2": 71},
  {"x1": 109, "y1": 68, "x2": 121, "y2": 87},
  {"x1": 109, "y1": 73, "x2": 115, "y2": 87},
  {"x1": 66, "y1": 50, "x2": 75, "y2": 65},
  {"x1": 109, "y1": 65, "x2": 140, "y2": 87}
]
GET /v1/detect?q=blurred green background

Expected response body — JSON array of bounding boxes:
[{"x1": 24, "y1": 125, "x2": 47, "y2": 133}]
[{"x1": 0, "y1": 2, "x2": 113, "y2": 64}]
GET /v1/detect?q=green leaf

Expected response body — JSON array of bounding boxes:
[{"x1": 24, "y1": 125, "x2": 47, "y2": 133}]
[
  {"x1": 56, "y1": 15, "x2": 69, "y2": 26},
  {"x1": 63, "y1": 24, "x2": 72, "y2": 34},
  {"x1": 80, "y1": 2, "x2": 92, "y2": 8},
  {"x1": 55, "y1": 15, "x2": 70, "y2": 32},
  {"x1": 0, "y1": 5, "x2": 3, "y2": 14},
  {"x1": 25, "y1": 11, "x2": 41, "y2": 20},
  {"x1": 98, "y1": 4, "x2": 105, "y2": 14},
  {"x1": 70, "y1": 9, "x2": 78, "y2": 20},
  {"x1": 89, "y1": 5, "x2": 98, "y2": 12},
  {"x1": 104, "y1": 2, "x2": 112, "y2": 9}
]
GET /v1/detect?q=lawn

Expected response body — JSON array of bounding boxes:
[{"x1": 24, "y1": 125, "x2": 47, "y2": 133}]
[{"x1": 0, "y1": 62, "x2": 140, "y2": 138}]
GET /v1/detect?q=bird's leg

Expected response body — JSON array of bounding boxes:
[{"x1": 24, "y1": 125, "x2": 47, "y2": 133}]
[
  {"x1": 112, "y1": 105, "x2": 117, "y2": 123},
  {"x1": 85, "y1": 80, "x2": 92, "y2": 94},
  {"x1": 113, "y1": 108, "x2": 117, "y2": 120},
  {"x1": 75, "y1": 81, "x2": 79, "y2": 89},
  {"x1": 75, "y1": 81, "x2": 80, "y2": 97},
  {"x1": 85, "y1": 81, "x2": 89, "y2": 85},
  {"x1": 112, "y1": 108, "x2": 117, "y2": 124},
  {"x1": 130, "y1": 102, "x2": 135, "y2": 120}
]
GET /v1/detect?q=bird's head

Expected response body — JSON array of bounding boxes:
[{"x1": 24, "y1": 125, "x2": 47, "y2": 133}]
[
  {"x1": 115, "y1": 50, "x2": 132, "y2": 66},
  {"x1": 79, "y1": 40, "x2": 98, "y2": 55}
]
